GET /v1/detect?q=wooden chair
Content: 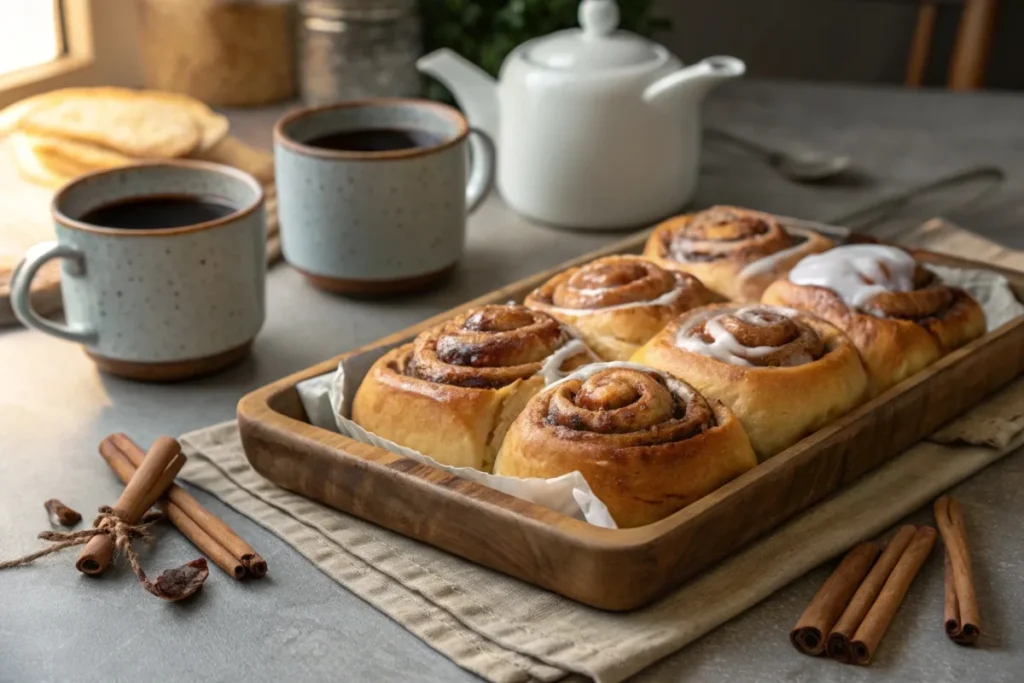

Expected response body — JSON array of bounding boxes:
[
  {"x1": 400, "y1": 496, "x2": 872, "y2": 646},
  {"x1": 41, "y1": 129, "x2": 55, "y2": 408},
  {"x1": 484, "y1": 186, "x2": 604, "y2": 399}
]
[{"x1": 905, "y1": 0, "x2": 1001, "y2": 89}]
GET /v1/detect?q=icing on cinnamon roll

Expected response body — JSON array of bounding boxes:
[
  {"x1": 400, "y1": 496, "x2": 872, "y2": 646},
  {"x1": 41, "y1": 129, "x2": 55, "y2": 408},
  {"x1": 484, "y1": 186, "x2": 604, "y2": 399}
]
[
  {"x1": 787, "y1": 244, "x2": 910, "y2": 304},
  {"x1": 786, "y1": 245, "x2": 965, "y2": 322},
  {"x1": 762, "y1": 245, "x2": 987, "y2": 395},
  {"x1": 643, "y1": 206, "x2": 834, "y2": 301},
  {"x1": 525, "y1": 255, "x2": 716, "y2": 361},
  {"x1": 675, "y1": 306, "x2": 825, "y2": 367},
  {"x1": 631, "y1": 303, "x2": 870, "y2": 460}
]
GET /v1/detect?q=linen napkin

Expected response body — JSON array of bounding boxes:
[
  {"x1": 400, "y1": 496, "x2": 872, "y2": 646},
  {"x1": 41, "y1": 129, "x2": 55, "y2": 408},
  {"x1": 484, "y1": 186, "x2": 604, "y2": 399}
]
[{"x1": 179, "y1": 220, "x2": 1024, "y2": 683}]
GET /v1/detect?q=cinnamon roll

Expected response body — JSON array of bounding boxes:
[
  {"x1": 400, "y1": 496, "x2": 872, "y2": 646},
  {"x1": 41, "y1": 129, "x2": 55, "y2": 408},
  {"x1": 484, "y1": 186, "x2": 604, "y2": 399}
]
[
  {"x1": 351, "y1": 304, "x2": 597, "y2": 471},
  {"x1": 631, "y1": 304, "x2": 869, "y2": 460},
  {"x1": 493, "y1": 364, "x2": 757, "y2": 528},
  {"x1": 523, "y1": 255, "x2": 717, "y2": 361},
  {"x1": 643, "y1": 206, "x2": 834, "y2": 301},
  {"x1": 761, "y1": 245, "x2": 986, "y2": 394}
]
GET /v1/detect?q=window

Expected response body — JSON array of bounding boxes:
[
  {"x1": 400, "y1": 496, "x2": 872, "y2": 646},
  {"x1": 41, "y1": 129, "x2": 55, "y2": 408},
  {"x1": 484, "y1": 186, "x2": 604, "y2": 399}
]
[
  {"x1": 0, "y1": 0, "x2": 65, "y2": 78},
  {"x1": 0, "y1": 0, "x2": 140, "y2": 107}
]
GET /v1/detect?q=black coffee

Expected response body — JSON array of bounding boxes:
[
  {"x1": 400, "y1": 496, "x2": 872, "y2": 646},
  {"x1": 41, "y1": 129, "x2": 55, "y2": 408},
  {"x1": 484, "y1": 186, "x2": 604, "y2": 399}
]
[
  {"x1": 80, "y1": 196, "x2": 237, "y2": 230},
  {"x1": 306, "y1": 128, "x2": 445, "y2": 152}
]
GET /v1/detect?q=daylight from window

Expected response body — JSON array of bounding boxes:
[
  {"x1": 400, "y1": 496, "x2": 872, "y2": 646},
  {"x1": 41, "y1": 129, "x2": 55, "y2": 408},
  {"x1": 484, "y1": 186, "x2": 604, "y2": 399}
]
[{"x1": 0, "y1": 1, "x2": 62, "y2": 77}]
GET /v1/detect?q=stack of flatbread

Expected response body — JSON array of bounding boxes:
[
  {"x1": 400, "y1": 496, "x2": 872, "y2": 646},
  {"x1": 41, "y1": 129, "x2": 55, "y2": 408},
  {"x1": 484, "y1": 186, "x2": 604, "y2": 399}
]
[{"x1": 0, "y1": 87, "x2": 280, "y2": 327}]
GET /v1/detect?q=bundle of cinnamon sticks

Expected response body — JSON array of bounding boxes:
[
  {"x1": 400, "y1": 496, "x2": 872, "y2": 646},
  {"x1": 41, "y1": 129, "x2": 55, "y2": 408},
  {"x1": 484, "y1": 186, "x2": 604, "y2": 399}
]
[
  {"x1": 0, "y1": 433, "x2": 263, "y2": 602},
  {"x1": 791, "y1": 495, "x2": 980, "y2": 665},
  {"x1": 98, "y1": 433, "x2": 267, "y2": 580}
]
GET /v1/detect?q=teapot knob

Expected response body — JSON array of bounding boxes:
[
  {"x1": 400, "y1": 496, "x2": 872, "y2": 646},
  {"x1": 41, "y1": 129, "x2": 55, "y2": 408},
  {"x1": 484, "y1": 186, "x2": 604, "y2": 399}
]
[{"x1": 580, "y1": 0, "x2": 619, "y2": 39}]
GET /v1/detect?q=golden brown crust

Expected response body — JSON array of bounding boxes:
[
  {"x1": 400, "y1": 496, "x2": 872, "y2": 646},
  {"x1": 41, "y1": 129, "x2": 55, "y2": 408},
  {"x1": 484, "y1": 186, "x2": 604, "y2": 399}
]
[
  {"x1": 643, "y1": 206, "x2": 834, "y2": 301},
  {"x1": 524, "y1": 255, "x2": 717, "y2": 361},
  {"x1": 351, "y1": 304, "x2": 595, "y2": 472},
  {"x1": 630, "y1": 305, "x2": 869, "y2": 460},
  {"x1": 493, "y1": 365, "x2": 757, "y2": 528},
  {"x1": 761, "y1": 271, "x2": 986, "y2": 395}
]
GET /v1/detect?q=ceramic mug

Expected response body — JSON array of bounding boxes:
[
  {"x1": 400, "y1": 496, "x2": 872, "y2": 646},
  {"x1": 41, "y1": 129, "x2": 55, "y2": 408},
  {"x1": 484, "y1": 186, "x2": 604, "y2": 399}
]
[
  {"x1": 11, "y1": 161, "x2": 266, "y2": 381},
  {"x1": 274, "y1": 98, "x2": 495, "y2": 294}
]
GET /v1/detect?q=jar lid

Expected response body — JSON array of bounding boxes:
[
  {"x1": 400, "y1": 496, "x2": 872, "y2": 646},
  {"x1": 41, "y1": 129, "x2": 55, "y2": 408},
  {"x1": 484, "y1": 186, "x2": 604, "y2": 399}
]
[
  {"x1": 300, "y1": 0, "x2": 415, "y2": 19},
  {"x1": 522, "y1": 0, "x2": 663, "y2": 71}
]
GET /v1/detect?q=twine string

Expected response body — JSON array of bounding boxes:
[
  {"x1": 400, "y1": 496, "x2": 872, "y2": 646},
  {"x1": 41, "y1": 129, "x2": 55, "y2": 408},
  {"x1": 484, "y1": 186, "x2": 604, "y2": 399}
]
[{"x1": 0, "y1": 506, "x2": 163, "y2": 589}]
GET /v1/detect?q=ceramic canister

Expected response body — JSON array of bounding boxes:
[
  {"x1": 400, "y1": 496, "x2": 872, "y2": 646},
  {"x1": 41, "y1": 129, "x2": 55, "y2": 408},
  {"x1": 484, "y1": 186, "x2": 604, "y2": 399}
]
[
  {"x1": 273, "y1": 98, "x2": 494, "y2": 294},
  {"x1": 10, "y1": 161, "x2": 266, "y2": 381}
]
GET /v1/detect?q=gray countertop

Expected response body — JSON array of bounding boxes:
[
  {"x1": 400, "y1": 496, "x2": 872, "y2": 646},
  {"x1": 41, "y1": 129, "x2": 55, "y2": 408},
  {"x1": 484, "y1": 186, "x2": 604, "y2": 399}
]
[{"x1": 3, "y1": 80, "x2": 1024, "y2": 683}]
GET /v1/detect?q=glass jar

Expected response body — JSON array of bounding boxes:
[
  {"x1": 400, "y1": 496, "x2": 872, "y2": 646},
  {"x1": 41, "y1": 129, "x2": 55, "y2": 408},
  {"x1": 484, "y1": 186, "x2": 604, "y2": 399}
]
[
  {"x1": 298, "y1": 0, "x2": 422, "y2": 105},
  {"x1": 140, "y1": 0, "x2": 297, "y2": 107}
]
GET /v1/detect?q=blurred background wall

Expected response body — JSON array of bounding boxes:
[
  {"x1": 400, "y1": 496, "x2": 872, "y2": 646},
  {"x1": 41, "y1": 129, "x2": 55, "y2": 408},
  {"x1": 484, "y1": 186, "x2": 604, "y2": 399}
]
[{"x1": 656, "y1": 0, "x2": 1023, "y2": 89}]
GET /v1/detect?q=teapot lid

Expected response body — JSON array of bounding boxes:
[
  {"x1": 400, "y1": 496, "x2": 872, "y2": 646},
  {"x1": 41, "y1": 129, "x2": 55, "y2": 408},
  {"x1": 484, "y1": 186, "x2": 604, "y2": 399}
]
[{"x1": 522, "y1": 0, "x2": 665, "y2": 71}]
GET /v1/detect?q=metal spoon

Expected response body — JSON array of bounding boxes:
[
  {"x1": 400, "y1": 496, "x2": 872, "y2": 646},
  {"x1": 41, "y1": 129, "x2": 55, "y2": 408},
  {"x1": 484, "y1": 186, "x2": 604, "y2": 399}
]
[
  {"x1": 776, "y1": 165, "x2": 1005, "y2": 241},
  {"x1": 705, "y1": 126, "x2": 852, "y2": 183}
]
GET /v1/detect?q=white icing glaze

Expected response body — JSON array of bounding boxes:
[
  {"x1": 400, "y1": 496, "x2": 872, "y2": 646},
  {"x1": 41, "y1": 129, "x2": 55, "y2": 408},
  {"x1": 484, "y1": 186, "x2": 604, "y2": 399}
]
[
  {"x1": 674, "y1": 306, "x2": 812, "y2": 367},
  {"x1": 787, "y1": 244, "x2": 916, "y2": 308},
  {"x1": 737, "y1": 227, "x2": 819, "y2": 279},
  {"x1": 536, "y1": 339, "x2": 596, "y2": 385},
  {"x1": 542, "y1": 283, "x2": 686, "y2": 316}
]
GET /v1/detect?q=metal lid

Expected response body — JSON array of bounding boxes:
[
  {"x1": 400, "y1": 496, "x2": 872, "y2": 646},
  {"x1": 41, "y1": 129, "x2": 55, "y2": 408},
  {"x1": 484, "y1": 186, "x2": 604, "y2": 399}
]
[
  {"x1": 521, "y1": 0, "x2": 663, "y2": 71},
  {"x1": 300, "y1": 0, "x2": 415, "y2": 19}
]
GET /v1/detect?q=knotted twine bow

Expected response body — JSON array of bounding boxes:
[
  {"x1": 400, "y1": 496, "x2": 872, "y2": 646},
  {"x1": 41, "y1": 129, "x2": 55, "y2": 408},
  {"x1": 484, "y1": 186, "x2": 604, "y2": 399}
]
[{"x1": 0, "y1": 506, "x2": 209, "y2": 601}]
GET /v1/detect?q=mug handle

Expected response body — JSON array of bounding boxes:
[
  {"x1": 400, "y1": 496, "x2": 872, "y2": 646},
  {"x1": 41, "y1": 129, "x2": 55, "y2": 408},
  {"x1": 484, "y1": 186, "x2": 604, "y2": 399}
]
[
  {"x1": 465, "y1": 127, "x2": 496, "y2": 214},
  {"x1": 11, "y1": 241, "x2": 97, "y2": 344}
]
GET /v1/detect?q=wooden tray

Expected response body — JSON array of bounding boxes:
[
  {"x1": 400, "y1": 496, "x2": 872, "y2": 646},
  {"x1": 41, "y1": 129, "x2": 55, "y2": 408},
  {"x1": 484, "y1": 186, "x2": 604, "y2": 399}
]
[{"x1": 237, "y1": 229, "x2": 1024, "y2": 611}]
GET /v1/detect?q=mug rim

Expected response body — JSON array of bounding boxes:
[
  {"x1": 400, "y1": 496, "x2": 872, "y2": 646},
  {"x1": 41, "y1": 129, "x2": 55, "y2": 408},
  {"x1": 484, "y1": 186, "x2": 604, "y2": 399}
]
[
  {"x1": 274, "y1": 97, "x2": 470, "y2": 162},
  {"x1": 51, "y1": 159, "x2": 265, "y2": 238}
]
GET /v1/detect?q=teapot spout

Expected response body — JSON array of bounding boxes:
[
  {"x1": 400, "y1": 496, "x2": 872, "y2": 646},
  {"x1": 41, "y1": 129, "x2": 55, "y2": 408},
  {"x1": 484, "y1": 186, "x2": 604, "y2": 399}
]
[
  {"x1": 643, "y1": 56, "x2": 745, "y2": 107},
  {"x1": 417, "y1": 48, "x2": 499, "y2": 141}
]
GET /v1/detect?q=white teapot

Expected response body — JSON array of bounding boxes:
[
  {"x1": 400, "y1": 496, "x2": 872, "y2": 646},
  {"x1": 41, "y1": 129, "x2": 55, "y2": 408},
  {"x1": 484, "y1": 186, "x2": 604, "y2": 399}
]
[{"x1": 417, "y1": 0, "x2": 744, "y2": 230}]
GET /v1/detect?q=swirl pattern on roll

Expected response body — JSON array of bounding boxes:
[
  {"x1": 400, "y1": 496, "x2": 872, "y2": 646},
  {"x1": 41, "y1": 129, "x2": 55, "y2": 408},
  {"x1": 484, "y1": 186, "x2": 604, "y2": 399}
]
[
  {"x1": 541, "y1": 256, "x2": 704, "y2": 310},
  {"x1": 494, "y1": 362, "x2": 758, "y2": 527},
  {"x1": 675, "y1": 305, "x2": 827, "y2": 367},
  {"x1": 787, "y1": 244, "x2": 960, "y2": 320},
  {"x1": 403, "y1": 304, "x2": 573, "y2": 389},
  {"x1": 544, "y1": 364, "x2": 714, "y2": 442},
  {"x1": 661, "y1": 206, "x2": 797, "y2": 264}
]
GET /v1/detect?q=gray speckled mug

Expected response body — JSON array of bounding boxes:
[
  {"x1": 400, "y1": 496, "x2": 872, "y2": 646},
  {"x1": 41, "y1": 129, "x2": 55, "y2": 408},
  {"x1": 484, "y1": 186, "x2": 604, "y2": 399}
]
[
  {"x1": 274, "y1": 98, "x2": 495, "y2": 294},
  {"x1": 10, "y1": 161, "x2": 266, "y2": 382}
]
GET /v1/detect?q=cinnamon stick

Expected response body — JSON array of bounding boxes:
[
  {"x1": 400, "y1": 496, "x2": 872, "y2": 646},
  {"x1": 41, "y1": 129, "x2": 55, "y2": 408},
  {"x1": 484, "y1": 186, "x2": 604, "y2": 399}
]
[
  {"x1": 103, "y1": 433, "x2": 264, "y2": 578},
  {"x1": 850, "y1": 526, "x2": 937, "y2": 665},
  {"x1": 827, "y1": 525, "x2": 917, "y2": 662},
  {"x1": 791, "y1": 541, "x2": 880, "y2": 656},
  {"x1": 77, "y1": 437, "x2": 183, "y2": 575},
  {"x1": 99, "y1": 439, "x2": 246, "y2": 580},
  {"x1": 935, "y1": 496, "x2": 981, "y2": 644},
  {"x1": 944, "y1": 551, "x2": 961, "y2": 640}
]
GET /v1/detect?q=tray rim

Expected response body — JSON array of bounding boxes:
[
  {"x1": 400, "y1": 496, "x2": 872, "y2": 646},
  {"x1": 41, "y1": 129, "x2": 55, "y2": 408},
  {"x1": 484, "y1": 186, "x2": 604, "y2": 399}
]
[{"x1": 238, "y1": 228, "x2": 1024, "y2": 550}]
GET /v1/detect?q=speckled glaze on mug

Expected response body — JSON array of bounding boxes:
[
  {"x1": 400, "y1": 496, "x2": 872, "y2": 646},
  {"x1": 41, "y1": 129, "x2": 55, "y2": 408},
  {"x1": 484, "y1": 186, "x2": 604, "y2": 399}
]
[
  {"x1": 10, "y1": 161, "x2": 266, "y2": 381},
  {"x1": 274, "y1": 98, "x2": 495, "y2": 294}
]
